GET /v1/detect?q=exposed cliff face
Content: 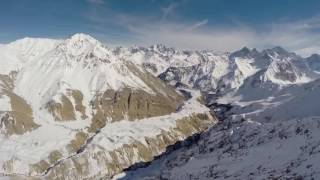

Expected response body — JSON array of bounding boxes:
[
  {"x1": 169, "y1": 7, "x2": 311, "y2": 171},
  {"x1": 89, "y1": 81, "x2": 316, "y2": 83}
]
[
  {"x1": 0, "y1": 73, "x2": 39, "y2": 135},
  {"x1": 45, "y1": 89, "x2": 87, "y2": 121},
  {"x1": 89, "y1": 88, "x2": 183, "y2": 131}
]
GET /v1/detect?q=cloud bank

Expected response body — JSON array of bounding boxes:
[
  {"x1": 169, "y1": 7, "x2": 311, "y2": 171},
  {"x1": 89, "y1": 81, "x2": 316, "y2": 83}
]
[{"x1": 86, "y1": 3, "x2": 320, "y2": 57}]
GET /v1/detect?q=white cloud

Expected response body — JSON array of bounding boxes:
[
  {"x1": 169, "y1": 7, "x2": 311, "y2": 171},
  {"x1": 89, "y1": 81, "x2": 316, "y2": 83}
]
[
  {"x1": 256, "y1": 17, "x2": 320, "y2": 56},
  {"x1": 161, "y1": 3, "x2": 179, "y2": 20},
  {"x1": 187, "y1": 19, "x2": 208, "y2": 31},
  {"x1": 123, "y1": 22, "x2": 251, "y2": 51},
  {"x1": 85, "y1": 5, "x2": 320, "y2": 57},
  {"x1": 295, "y1": 46, "x2": 320, "y2": 57},
  {"x1": 116, "y1": 15, "x2": 320, "y2": 56}
]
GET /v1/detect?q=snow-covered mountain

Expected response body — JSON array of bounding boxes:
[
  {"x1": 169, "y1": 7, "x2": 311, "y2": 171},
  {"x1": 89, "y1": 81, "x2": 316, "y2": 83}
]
[
  {"x1": 156, "y1": 46, "x2": 318, "y2": 94},
  {"x1": 0, "y1": 34, "x2": 216, "y2": 179},
  {"x1": 116, "y1": 46, "x2": 320, "y2": 179},
  {"x1": 1, "y1": 33, "x2": 320, "y2": 179},
  {"x1": 120, "y1": 77, "x2": 320, "y2": 180}
]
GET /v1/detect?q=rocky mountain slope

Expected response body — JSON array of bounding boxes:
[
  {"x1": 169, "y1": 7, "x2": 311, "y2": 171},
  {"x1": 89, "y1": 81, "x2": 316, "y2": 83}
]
[
  {"x1": 0, "y1": 34, "x2": 216, "y2": 179},
  {"x1": 122, "y1": 116, "x2": 320, "y2": 180}
]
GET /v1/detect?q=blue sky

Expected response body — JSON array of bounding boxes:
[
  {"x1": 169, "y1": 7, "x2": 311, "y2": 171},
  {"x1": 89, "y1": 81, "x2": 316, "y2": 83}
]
[{"x1": 1, "y1": 0, "x2": 320, "y2": 56}]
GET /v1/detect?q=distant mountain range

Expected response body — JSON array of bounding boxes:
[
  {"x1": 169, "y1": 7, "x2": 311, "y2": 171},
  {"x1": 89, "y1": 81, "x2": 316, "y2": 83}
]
[{"x1": 1, "y1": 33, "x2": 320, "y2": 179}]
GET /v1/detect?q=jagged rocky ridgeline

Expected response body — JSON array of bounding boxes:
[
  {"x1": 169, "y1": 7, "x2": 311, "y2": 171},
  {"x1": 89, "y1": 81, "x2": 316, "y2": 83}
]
[{"x1": 0, "y1": 34, "x2": 217, "y2": 179}]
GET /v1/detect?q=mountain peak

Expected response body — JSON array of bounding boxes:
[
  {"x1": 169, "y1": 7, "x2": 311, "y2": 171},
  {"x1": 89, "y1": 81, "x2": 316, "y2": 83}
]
[
  {"x1": 270, "y1": 46, "x2": 288, "y2": 54},
  {"x1": 8, "y1": 36, "x2": 59, "y2": 48},
  {"x1": 150, "y1": 44, "x2": 166, "y2": 51},
  {"x1": 59, "y1": 33, "x2": 105, "y2": 56},
  {"x1": 230, "y1": 46, "x2": 259, "y2": 59},
  {"x1": 68, "y1": 33, "x2": 100, "y2": 46},
  {"x1": 240, "y1": 46, "x2": 250, "y2": 53},
  {"x1": 69, "y1": 33, "x2": 97, "y2": 42},
  {"x1": 307, "y1": 53, "x2": 320, "y2": 60},
  {"x1": 263, "y1": 46, "x2": 299, "y2": 59},
  {"x1": 7, "y1": 37, "x2": 60, "y2": 61},
  {"x1": 265, "y1": 46, "x2": 290, "y2": 55},
  {"x1": 149, "y1": 44, "x2": 176, "y2": 53}
]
